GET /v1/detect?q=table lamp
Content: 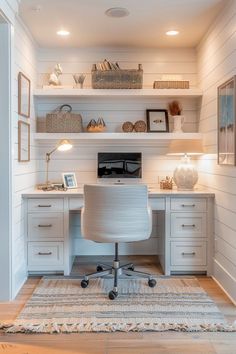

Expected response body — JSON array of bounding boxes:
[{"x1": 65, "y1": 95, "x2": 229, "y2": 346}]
[
  {"x1": 45, "y1": 139, "x2": 72, "y2": 190},
  {"x1": 167, "y1": 139, "x2": 203, "y2": 190}
]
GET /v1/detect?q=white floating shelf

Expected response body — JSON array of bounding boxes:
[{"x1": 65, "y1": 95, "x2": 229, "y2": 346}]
[
  {"x1": 34, "y1": 88, "x2": 202, "y2": 98},
  {"x1": 34, "y1": 132, "x2": 203, "y2": 145}
]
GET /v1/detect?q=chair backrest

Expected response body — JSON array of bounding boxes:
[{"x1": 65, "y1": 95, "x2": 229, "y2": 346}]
[{"x1": 81, "y1": 184, "x2": 152, "y2": 243}]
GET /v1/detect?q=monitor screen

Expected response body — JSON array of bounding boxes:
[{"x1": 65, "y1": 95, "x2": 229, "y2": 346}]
[{"x1": 97, "y1": 152, "x2": 142, "y2": 179}]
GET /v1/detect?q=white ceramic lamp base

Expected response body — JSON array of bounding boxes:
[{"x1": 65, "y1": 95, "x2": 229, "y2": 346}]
[{"x1": 173, "y1": 156, "x2": 198, "y2": 190}]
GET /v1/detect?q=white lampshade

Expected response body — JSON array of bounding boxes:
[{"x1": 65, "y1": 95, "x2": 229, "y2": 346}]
[
  {"x1": 167, "y1": 139, "x2": 204, "y2": 190},
  {"x1": 167, "y1": 139, "x2": 204, "y2": 156}
]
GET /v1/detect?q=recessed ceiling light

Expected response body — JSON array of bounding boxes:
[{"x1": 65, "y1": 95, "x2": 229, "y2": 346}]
[
  {"x1": 105, "y1": 7, "x2": 129, "y2": 18},
  {"x1": 166, "y1": 30, "x2": 179, "y2": 36},
  {"x1": 57, "y1": 30, "x2": 70, "y2": 36}
]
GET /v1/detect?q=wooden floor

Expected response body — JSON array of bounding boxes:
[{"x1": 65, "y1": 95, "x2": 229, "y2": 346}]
[{"x1": 0, "y1": 256, "x2": 236, "y2": 354}]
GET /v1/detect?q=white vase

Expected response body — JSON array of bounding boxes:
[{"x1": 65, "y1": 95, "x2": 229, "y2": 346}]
[
  {"x1": 173, "y1": 156, "x2": 198, "y2": 190},
  {"x1": 172, "y1": 115, "x2": 184, "y2": 133}
]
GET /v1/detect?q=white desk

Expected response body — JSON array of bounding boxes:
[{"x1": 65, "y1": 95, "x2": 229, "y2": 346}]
[{"x1": 22, "y1": 188, "x2": 214, "y2": 276}]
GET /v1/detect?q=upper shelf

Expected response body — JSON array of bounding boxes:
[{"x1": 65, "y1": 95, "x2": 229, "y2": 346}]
[{"x1": 34, "y1": 88, "x2": 203, "y2": 98}]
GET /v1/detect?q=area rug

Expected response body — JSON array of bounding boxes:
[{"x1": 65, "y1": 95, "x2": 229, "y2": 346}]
[{"x1": 2, "y1": 277, "x2": 236, "y2": 333}]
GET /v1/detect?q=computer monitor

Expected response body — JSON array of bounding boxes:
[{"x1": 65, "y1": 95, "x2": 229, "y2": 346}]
[{"x1": 97, "y1": 152, "x2": 142, "y2": 179}]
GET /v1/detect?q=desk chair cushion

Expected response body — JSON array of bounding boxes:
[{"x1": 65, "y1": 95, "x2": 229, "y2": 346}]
[{"x1": 81, "y1": 184, "x2": 152, "y2": 243}]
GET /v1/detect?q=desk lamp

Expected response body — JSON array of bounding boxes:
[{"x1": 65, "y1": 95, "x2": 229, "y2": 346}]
[
  {"x1": 167, "y1": 140, "x2": 203, "y2": 190},
  {"x1": 45, "y1": 139, "x2": 72, "y2": 190}
]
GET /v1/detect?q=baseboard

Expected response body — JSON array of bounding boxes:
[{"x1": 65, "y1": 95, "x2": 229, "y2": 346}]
[{"x1": 213, "y1": 259, "x2": 236, "y2": 306}]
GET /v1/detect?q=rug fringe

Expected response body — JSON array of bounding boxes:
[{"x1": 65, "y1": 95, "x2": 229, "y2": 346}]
[{"x1": 1, "y1": 321, "x2": 236, "y2": 334}]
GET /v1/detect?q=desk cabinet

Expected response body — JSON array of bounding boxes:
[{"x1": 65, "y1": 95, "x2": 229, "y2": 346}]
[{"x1": 24, "y1": 192, "x2": 214, "y2": 276}]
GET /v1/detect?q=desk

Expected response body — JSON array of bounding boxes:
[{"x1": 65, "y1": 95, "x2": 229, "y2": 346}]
[{"x1": 22, "y1": 189, "x2": 214, "y2": 276}]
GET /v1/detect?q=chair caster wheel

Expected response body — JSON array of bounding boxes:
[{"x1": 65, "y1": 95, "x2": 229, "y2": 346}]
[
  {"x1": 148, "y1": 279, "x2": 156, "y2": 288},
  {"x1": 81, "y1": 279, "x2": 89, "y2": 288},
  {"x1": 108, "y1": 290, "x2": 118, "y2": 300},
  {"x1": 128, "y1": 265, "x2": 134, "y2": 271},
  {"x1": 96, "y1": 265, "x2": 103, "y2": 272}
]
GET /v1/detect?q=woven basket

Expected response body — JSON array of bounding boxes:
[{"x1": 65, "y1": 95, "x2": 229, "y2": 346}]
[
  {"x1": 46, "y1": 105, "x2": 83, "y2": 133},
  {"x1": 91, "y1": 65, "x2": 143, "y2": 89}
]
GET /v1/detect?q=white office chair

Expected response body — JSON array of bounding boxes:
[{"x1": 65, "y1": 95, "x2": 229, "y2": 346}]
[{"x1": 80, "y1": 184, "x2": 156, "y2": 300}]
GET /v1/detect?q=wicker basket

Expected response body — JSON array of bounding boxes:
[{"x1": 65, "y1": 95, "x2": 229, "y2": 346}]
[
  {"x1": 91, "y1": 65, "x2": 143, "y2": 89},
  {"x1": 46, "y1": 105, "x2": 83, "y2": 133}
]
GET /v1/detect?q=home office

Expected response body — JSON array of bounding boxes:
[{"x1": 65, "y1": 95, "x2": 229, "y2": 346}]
[{"x1": 1, "y1": 0, "x2": 236, "y2": 349}]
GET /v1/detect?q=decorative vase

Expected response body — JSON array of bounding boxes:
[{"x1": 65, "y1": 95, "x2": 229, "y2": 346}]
[{"x1": 172, "y1": 115, "x2": 184, "y2": 133}]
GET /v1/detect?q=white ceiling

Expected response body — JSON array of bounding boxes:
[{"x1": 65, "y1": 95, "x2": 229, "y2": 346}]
[{"x1": 19, "y1": 0, "x2": 225, "y2": 48}]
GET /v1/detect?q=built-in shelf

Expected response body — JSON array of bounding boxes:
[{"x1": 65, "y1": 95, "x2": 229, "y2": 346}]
[
  {"x1": 34, "y1": 132, "x2": 203, "y2": 145},
  {"x1": 34, "y1": 88, "x2": 202, "y2": 98}
]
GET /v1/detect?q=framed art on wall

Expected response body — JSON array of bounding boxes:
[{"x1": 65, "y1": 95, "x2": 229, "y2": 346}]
[
  {"x1": 62, "y1": 172, "x2": 78, "y2": 189},
  {"x1": 18, "y1": 120, "x2": 30, "y2": 162},
  {"x1": 218, "y1": 76, "x2": 236, "y2": 165},
  {"x1": 18, "y1": 72, "x2": 31, "y2": 118},
  {"x1": 146, "y1": 109, "x2": 169, "y2": 132}
]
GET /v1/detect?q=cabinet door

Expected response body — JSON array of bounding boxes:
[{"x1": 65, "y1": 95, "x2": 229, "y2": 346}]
[
  {"x1": 171, "y1": 213, "x2": 206, "y2": 238},
  {"x1": 28, "y1": 212, "x2": 64, "y2": 239}
]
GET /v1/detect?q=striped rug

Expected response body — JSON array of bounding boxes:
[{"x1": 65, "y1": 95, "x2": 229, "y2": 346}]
[{"x1": 3, "y1": 277, "x2": 236, "y2": 333}]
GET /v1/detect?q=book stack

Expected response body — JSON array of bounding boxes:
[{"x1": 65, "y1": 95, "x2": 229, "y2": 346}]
[{"x1": 92, "y1": 59, "x2": 120, "y2": 71}]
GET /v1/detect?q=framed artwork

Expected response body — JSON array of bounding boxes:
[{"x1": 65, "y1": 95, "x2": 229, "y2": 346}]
[
  {"x1": 62, "y1": 172, "x2": 78, "y2": 189},
  {"x1": 146, "y1": 109, "x2": 169, "y2": 132},
  {"x1": 18, "y1": 121, "x2": 30, "y2": 162},
  {"x1": 18, "y1": 72, "x2": 31, "y2": 118},
  {"x1": 218, "y1": 76, "x2": 236, "y2": 165}
]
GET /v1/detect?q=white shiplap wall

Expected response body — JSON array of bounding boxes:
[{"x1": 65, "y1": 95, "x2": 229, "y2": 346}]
[
  {"x1": 12, "y1": 16, "x2": 37, "y2": 297},
  {"x1": 35, "y1": 47, "x2": 199, "y2": 255},
  {"x1": 197, "y1": 0, "x2": 236, "y2": 303}
]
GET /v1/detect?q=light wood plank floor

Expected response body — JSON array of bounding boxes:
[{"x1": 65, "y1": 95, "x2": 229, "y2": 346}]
[{"x1": 0, "y1": 256, "x2": 236, "y2": 354}]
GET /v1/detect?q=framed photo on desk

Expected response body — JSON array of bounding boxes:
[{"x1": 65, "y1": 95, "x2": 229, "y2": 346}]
[{"x1": 62, "y1": 172, "x2": 78, "y2": 189}]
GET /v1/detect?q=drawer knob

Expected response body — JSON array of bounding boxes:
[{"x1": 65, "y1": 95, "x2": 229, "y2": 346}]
[
  {"x1": 38, "y1": 252, "x2": 52, "y2": 256},
  {"x1": 181, "y1": 224, "x2": 196, "y2": 228},
  {"x1": 182, "y1": 252, "x2": 196, "y2": 256},
  {"x1": 181, "y1": 204, "x2": 195, "y2": 207},
  {"x1": 37, "y1": 205, "x2": 52, "y2": 208},
  {"x1": 38, "y1": 224, "x2": 52, "y2": 228}
]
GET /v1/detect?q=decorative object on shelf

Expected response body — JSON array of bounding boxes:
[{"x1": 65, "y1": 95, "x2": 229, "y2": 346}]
[
  {"x1": 48, "y1": 63, "x2": 63, "y2": 86},
  {"x1": 46, "y1": 104, "x2": 83, "y2": 133},
  {"x1": 122, "y1": 121, "x2": 134, "y2": 132},
  {"x1": 153, "y1": 80, "x2": 189, "y2": 89},
  {"x1": 18, "y1": 72, "x2": 31, "y2": 118},
  {"x1": 146, "y1": 109, "x2": 169, "y2": 132},
  {"x1": 62, "y1": 172, "x2": 78, "y2": 189},
  {"x1": 134, "y1": 120, "x2": 146, "y2": 132},
  {"x1": 167, "y1": 139, "x2": 204, "y2": 190},
  {"x1": 91, "y1": 63, "x2": 143, "y2": 89},
  {"x1": 18, "y1": 120, "x2": 30, "y2": 162},
  {"x1": 44, "y1": 139, "x2": 73, "y2": 191},
  {"x1": 73, "y1": 73, "x2": 86, "y2": 88},
  {"x1": 160, "y1": 176, "x2": 173, "y2": 190},
  {"x1": 87, "y1": 118, "x2": 106, "y2": 132},
  {"x1": 168, "y1": 101, "x2": 184, "y2": 133},
  {"x1": 218, "y1": 76, "x2": 236, "y2": 165}
]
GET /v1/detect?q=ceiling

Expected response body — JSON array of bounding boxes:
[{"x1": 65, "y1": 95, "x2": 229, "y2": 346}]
[{"x1": 19, "y1": 0, "x2": 226, "y2": 48}]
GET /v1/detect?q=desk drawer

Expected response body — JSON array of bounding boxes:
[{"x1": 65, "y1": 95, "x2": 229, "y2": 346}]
[
  {"x1": 28, "y1": 213, "x2": 64, "y2": 239},
  {"x1": 69, "y1": 198, "x2": 84, "y2": 210},
  {"x1": 28, "y1": 199, "x2": 64, "y2": 212},
  {"x1": 171, "y1": 213, "x2": 206, "y2": 238},
  {"x1": 171, "y1": 198, "x2": 206, "y2": 212},
  {"x1": 28, "y1": 241, "x2": 64, "y2": 267},
  {"x1": 171, "y1": 241, "x2": 206, "y2": 266}
]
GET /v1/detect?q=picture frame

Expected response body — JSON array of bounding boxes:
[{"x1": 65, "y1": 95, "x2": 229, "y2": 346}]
[
  {"x1": 62, "y1": 172, "x2": 78, "y2": 189},
  {"x1": 18, "y1": 72, "x2": 31, "y2": 118},
  {"x1": 218, "y1": 76, "x2": 236, "y2": 165},
  {"x1": 146, "y1": 109, "x2": 169, "y2": 132},
  {"x1": 18, "y1": 120, "x2": 30, "y2": 162}
]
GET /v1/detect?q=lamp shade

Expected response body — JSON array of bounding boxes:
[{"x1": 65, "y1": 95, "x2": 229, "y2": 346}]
[
  {"x1": 167, "y1": 139, "x2": 203, "y2": 156},
  {"x1": 57, "y1": 139, "x2": 72, "y2": 151}
]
